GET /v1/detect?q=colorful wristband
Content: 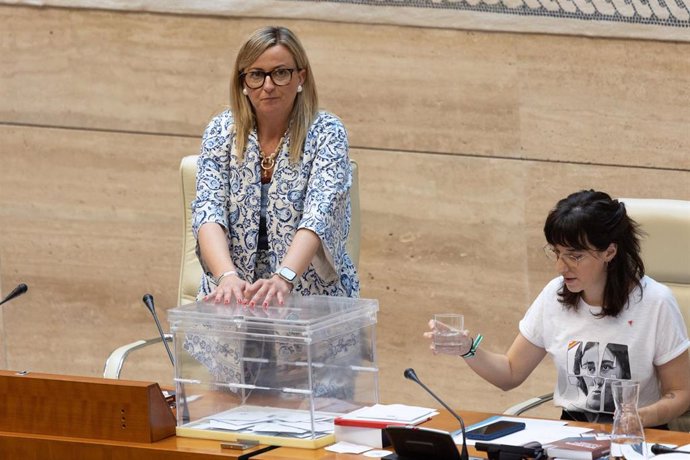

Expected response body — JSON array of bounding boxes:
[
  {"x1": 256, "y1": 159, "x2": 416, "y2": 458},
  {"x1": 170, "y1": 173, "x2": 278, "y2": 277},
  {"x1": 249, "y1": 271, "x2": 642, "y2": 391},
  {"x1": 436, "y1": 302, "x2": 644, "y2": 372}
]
[{"x1": 461, "y1": 334, "x2": 483, "y2": 359}]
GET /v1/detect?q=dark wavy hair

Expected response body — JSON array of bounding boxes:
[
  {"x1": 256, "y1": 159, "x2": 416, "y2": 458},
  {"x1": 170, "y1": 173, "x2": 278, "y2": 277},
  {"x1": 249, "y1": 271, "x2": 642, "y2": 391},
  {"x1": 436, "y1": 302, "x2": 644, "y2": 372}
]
[{"x1": 544, "y1": 190, "x2": 645, "y2": 317}]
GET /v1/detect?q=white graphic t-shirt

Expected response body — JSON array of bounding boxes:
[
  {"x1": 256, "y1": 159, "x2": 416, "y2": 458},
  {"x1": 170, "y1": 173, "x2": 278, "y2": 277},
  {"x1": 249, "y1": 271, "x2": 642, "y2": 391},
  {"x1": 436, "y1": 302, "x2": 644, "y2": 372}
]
[{"x1": 519, "y1": 276, "x2": 689, "y2": 415}]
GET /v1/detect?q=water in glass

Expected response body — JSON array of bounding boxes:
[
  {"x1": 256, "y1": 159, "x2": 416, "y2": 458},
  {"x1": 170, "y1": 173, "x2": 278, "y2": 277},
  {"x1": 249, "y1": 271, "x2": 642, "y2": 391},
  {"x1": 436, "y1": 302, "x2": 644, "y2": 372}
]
[{"x1": 433, "y1": 313, "x2": 463, "y2": 354}]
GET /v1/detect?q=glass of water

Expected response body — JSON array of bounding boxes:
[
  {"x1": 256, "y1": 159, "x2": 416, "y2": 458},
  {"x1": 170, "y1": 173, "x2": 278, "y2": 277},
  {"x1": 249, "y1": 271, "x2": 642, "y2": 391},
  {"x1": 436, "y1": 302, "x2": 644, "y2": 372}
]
[{"x1": 433, "y1": 313, "x2": 464, "y2": 354}]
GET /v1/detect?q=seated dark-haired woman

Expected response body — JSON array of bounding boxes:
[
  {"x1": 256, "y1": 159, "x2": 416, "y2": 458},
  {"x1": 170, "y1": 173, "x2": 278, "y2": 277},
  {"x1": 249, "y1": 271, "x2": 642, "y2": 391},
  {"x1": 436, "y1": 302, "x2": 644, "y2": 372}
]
[{"x1": 425, "y1": 189, "x2": 690, "y2": 429}]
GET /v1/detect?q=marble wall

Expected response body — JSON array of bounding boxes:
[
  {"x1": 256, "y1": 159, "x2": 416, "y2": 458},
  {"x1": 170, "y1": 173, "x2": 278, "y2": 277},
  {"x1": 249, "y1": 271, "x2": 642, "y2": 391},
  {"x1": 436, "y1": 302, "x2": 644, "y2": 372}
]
[{"x1": 0, "y1": 5, "x2": 688, "y2": 417}]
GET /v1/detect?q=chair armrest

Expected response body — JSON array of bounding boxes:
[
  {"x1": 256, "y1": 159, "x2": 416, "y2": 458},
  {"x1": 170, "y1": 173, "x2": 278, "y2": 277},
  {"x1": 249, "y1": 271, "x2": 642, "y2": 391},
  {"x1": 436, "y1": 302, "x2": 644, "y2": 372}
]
[
  {"x1": 503, "y1": 393, "x2": 554, "y2": 416},
  {"x1": 669, "y1": 409, "x2": 690, "y2": 432},
  {"x1": 103, "y1": 334, "x2": 173, "y2": 379}
]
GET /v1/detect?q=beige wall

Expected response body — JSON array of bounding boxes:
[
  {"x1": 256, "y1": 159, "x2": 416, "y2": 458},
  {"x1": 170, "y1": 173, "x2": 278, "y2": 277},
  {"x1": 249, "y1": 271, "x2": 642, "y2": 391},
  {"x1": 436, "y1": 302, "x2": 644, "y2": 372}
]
[{"x1": 0, "y1": 5, "x2": 688, "y2": 416}]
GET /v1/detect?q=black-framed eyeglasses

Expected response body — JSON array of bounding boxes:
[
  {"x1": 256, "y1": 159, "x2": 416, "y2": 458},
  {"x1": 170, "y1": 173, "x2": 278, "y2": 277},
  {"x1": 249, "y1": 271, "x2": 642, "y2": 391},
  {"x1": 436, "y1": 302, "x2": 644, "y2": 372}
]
[{"x1": 240, "y1": 68, "x2": 297, "y2": 89}]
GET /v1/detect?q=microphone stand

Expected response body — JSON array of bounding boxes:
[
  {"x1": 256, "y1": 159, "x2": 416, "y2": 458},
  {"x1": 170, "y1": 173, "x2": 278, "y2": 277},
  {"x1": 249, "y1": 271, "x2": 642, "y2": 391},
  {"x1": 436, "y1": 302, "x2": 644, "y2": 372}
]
[
  {"x1": 404, "y1": 368, "x2": 469, "y2": 460},
  {"x1": 142, "y1": 294, "x2": 174, "y2": 366},
  {"x1": 0, "y1": 283, "x2": 28, "y2": 307},
  {"x1": 0, "y1": 283, "x2": 28, "y2": 369},
  {"x1": 142, "y1": 294, "x2": 189, "y2": 423}
]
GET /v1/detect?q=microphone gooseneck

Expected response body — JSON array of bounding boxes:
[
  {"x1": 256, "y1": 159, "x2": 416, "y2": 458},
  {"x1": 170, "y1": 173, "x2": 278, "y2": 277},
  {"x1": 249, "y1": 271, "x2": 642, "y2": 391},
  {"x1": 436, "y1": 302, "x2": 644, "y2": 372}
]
[
  {"x1": 142, "y1": 294, "x2": 175, "y2": 367},
  {"x1": 404, "y1": 368, "x2": 469, "y2": 460},
  {"x1": 651, "y1": 444, "x2": 690, "y2": 455},
  {"x1": 141, "y1": 294, "x2": 189, "y2": 423},
  {"x1": 0, "y1": 283, "x2": 28, "y2": 307}
]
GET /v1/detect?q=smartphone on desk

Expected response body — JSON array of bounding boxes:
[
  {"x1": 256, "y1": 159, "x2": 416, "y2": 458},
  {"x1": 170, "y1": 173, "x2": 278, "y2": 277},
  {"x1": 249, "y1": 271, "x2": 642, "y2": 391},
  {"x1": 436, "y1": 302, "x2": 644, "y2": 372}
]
[{"x1": 466, "y1": 420, "x2": 526, "y2": 441}]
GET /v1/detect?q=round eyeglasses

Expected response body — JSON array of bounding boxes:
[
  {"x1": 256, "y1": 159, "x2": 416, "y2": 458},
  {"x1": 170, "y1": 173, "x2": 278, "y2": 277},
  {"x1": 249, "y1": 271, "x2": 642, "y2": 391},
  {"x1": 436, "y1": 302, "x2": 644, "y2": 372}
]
[
  {"x1": 543, "y1": 244, "x2": 588, "y2": 267},
  {"x1": 240, "y1": 68, "x2": 297, "y2": 89}
]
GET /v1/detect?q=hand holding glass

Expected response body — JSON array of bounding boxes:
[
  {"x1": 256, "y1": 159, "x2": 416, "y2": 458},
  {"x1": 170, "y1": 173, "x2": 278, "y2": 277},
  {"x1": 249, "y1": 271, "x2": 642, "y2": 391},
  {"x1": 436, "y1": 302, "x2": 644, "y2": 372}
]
[{"x1": 433, "y1": 314, "x2": 465, "y2": 354}]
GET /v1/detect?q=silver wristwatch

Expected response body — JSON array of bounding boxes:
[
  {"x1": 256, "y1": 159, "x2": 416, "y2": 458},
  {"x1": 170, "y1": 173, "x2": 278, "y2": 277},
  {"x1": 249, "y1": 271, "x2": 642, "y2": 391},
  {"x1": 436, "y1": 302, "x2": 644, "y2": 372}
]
[{"x1": 275, "y1": 266, "x2": 297, "y2": 286}]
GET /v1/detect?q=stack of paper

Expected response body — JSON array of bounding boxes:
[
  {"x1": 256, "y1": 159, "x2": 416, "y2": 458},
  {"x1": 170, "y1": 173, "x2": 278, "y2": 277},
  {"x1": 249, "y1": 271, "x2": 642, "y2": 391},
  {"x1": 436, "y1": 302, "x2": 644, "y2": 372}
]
[
  {"x1": 333, "y1": 404, "x2": 438, "y2": 448},
  {"x1": 189, "y1": 406, "x2": 336, "y2": 439},
  {"x1": 337, "y1": 404, "x2": 438, "y2": 425}
]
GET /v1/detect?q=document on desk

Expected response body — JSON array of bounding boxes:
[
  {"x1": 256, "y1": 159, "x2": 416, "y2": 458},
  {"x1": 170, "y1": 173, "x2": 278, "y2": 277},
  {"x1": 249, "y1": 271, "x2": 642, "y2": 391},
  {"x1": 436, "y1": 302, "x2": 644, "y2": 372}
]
[
  {"x1": 453, "y1": 415, "x2": 592, "y2": 446},
  {"x1": 326, "y1": 441, "x2": 374, "y2": 454},
  {"x1": 339, "y1": 403, "x2": 438, "y2": 424},
  {"x1": 192, "y1": 406, "x2": 337, "y2": 439}
]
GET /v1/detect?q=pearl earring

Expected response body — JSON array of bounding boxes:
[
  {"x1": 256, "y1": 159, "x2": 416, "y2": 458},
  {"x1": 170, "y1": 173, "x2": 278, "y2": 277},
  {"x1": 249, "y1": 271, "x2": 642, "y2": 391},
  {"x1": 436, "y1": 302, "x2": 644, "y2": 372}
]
[
  {"x1": 242, "y1": 88, "x2": 248, "y2": 96},
  {"x1": 297, "y1": 85, "x2": 303, "y2": 93}
]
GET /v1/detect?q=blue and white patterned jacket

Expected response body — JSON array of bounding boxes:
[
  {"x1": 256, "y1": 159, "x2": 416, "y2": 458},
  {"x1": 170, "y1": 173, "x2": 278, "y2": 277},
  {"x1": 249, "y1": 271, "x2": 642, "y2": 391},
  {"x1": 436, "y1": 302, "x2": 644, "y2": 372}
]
[{"x1": 191, "y1": 109, "x2": 360, "y2": 298}]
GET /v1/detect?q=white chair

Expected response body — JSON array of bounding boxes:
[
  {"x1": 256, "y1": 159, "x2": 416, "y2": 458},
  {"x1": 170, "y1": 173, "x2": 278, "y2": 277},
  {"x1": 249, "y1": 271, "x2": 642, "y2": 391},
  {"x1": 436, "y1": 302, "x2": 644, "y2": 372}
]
[
  {"x1": 178, "y1": 155, "x2": 203, "y2": 306},
  {"x1": 504, "y1": 198, "x2": 690, "y2": 431},
  {"x1": 104, "y1": 156, "x2": 361, "y2": 379},
  {"x1": 102, "y1": 335, "x2": 173, "y2": 380}
]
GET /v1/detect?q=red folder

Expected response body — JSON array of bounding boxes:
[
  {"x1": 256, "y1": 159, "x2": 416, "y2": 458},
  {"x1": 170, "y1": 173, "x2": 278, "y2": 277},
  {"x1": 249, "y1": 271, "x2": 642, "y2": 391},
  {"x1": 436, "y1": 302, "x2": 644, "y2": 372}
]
[
  {"x1": 333, "y1": 418, "x2": 432, "y2": 448},
  {"x1": 334, "y1": 417, "x2": 430, "y2": 429}
]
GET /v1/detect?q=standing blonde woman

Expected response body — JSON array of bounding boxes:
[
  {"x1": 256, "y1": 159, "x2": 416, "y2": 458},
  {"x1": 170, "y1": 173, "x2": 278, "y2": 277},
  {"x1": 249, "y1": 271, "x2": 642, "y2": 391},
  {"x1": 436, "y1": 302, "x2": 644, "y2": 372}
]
[{"x1": 192, "y1": 26, "x2": 359, "y2": 308}]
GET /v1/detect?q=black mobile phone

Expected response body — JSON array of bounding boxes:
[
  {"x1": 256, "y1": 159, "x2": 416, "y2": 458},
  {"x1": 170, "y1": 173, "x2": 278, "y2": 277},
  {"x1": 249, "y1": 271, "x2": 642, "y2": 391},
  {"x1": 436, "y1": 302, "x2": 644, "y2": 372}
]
[{"x1": 466, "y1": 420, "x2": 526, "y2": 441}]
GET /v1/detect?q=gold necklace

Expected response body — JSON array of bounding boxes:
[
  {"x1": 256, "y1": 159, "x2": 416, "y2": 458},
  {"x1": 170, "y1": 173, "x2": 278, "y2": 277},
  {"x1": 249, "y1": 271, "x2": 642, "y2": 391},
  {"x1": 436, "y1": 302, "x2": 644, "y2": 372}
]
[{"x1": 259, "y1": 134, "x2": 286, "y2": 181}]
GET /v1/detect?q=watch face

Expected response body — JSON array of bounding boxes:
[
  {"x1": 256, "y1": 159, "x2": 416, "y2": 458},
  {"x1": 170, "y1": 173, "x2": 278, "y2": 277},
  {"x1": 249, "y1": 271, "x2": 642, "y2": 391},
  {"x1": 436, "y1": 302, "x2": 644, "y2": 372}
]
[{"x1": 279, "y1": 266, "x2": 296, "y2": 281}]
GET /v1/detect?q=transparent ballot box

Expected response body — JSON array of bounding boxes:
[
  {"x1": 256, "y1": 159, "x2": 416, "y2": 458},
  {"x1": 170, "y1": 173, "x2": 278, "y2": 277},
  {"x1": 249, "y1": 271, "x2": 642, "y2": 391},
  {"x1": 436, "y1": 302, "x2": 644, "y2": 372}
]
[{"x1": 168, "y1": 296, "x2": 379, "y2": 448}]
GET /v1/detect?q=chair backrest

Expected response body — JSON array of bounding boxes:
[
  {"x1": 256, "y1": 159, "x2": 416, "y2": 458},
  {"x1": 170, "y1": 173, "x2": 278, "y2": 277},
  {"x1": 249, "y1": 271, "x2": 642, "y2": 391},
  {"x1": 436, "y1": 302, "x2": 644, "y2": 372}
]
[
  {"x1": 179, "y1": 155, "x2": 204, "y2": 305},
  {"x1": 621, "y1": 198, "x2": 690, "y2": 432},
  {"x1": 178, "y1": 155, "x2": 361, "y2": 306},
  {"x1": 620, "y1": 198, "x2": 690, "y2": 326}
]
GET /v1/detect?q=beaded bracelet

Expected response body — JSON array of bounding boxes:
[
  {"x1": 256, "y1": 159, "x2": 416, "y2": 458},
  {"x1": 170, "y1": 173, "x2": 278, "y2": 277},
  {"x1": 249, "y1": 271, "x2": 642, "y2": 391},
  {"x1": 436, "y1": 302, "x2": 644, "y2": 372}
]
[{"x1": 461, "y1": 334, "x2": 484, "y2": 359}]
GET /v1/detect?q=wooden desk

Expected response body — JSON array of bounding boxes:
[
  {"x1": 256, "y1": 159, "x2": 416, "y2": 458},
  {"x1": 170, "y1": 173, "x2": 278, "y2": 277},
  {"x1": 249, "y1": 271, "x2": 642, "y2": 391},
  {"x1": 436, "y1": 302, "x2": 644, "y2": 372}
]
[
  {"x1": 0, "y1": 370, "x2": 277, "y2": 459},
  {"x1": 2, "y1": 409, "x2": 689, "y2": 459},
  {"x1": 0, "y1": 430, "x2": 276, "y2": 460}
]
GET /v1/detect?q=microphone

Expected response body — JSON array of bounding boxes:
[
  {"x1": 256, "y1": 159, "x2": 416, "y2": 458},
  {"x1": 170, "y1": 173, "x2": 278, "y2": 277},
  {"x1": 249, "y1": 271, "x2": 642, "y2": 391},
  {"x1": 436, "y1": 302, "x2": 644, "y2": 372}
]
[
  {"x1": 142, "y1": 294, "x2": 174, "y2": 366},
  {"x1": 404, "y1": 368, "x2": 469, "y2": 460},
  {"x1": 0, "y1": 283, "x2": 28, "y2": 307},
  {"x1": 142, "y1": 293, "x2": 189, "y2": 423},
  {"x1": 651, "y1": 444, "x2": 690, "y2": 455}
]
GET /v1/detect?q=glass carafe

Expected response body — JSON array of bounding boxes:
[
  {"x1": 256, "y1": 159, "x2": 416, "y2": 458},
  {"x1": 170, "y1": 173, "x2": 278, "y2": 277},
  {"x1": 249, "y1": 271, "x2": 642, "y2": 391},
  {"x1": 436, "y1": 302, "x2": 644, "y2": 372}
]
[{"x1": 610, "y1": 380, "x2": 646, "y2": 460}]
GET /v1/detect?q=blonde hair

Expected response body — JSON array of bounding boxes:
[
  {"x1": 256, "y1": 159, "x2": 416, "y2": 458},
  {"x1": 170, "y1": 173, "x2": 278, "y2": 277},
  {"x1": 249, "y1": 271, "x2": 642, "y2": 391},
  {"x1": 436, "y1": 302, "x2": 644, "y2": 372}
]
[{"x1": 230, "y1": 26, "x2": 318, "y2": 163}]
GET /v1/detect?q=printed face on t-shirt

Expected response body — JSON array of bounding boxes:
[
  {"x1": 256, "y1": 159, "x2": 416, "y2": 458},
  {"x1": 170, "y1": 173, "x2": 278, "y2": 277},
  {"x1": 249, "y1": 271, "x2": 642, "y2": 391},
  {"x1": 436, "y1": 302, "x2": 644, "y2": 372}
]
[{"x1": 568, "y1": 341, "x2": 631, "y2": 413}]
